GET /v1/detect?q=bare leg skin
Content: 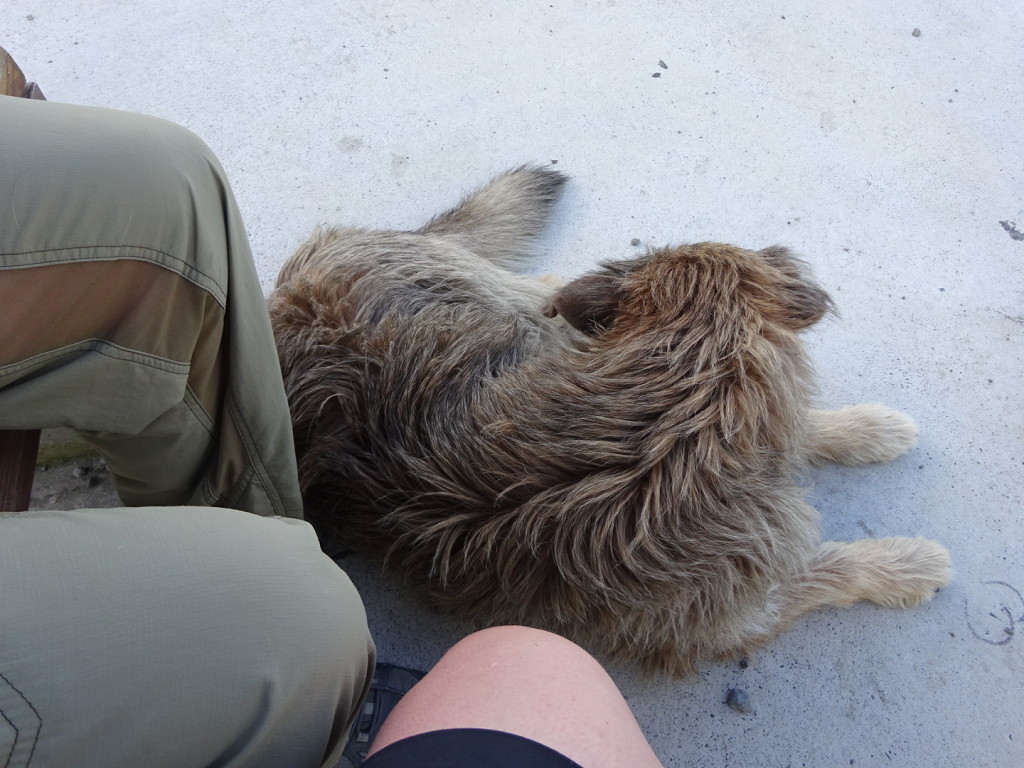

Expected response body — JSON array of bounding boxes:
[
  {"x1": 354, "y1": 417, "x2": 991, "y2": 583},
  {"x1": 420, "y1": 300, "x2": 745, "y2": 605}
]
[{"x1": 367, "y1": 626, "x2": 664, "y2": 768}]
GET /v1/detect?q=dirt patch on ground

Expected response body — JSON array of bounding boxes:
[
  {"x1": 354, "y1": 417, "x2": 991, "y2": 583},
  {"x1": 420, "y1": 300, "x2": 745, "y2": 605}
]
[{"x1": 30, "y1": 455, "x2": 121, "y2": 510}]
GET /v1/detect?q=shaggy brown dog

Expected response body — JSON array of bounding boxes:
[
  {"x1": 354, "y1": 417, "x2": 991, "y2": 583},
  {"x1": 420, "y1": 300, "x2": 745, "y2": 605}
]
[{"x1": 269, "y1": 166, "x2": 951, "y2": 676}]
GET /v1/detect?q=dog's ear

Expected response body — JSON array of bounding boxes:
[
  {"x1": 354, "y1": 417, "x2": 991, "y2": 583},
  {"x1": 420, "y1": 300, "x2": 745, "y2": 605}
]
[
  {"x1": 542, "y1": 272, "x2": 624, "y2": 334},
  {"x1": 758, "y1": 246, "x2": 835, "y2": 330}
]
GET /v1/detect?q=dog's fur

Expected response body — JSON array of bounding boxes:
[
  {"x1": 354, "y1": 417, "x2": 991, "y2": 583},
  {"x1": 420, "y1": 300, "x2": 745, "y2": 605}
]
[{"x1": 269, "y1": 166, "x2": 951, "y2": 676}]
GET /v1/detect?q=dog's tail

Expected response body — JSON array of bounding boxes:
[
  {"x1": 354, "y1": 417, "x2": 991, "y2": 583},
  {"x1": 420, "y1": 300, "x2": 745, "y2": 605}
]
[{"x1": 416, "y1": 164, "x2": 568, "y2": 270}]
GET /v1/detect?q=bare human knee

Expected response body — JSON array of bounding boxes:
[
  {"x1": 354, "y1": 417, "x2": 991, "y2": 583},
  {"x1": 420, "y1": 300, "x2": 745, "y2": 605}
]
[{"x1": 369, "y1": 625, "x2": 663, "y2": 768}]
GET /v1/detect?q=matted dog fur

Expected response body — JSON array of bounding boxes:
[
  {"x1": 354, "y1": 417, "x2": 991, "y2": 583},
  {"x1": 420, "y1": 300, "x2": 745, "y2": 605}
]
[{"x1": 269, "y1": 166, "x2": 951, "y2": 676}]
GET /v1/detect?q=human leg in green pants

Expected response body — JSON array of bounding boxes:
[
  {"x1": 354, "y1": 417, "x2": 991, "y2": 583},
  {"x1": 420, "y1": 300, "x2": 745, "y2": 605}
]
[
  {"x1": 0, "y1": 505, "x2": 375, "y2": 768},
  {"x1": 0, "y1": 94, "x2": 375, "y2": 766},
  {"x1": 0, "y1": 94, "x2": 300, "y2": 516}
]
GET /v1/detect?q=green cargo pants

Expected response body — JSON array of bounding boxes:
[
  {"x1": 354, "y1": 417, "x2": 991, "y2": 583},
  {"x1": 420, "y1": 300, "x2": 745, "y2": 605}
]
[
  {"x1": 0, "y1": 95, "x2": 375, "y2": 767},
  {"x1": 0, "y1": 95, "x2": 299, "y2": 514}
]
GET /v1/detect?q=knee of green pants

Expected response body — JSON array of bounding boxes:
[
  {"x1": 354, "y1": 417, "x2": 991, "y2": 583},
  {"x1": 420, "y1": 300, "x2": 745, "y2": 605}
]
[
  {"x1": 1, "y1": 98, "x2": 302, "y2": 518},
  {"x1": 0, "y1": 506, "x2": 375, "y2": 768},
  {"x1": 1, "y1": 99, "x2": 231, "y2": 297}
]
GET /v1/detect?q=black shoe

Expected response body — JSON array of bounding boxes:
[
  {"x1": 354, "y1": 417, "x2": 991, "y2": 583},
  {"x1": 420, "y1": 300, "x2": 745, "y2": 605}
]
[{"x1": 336, "y1": 663, "x2": 427, "y2": 767}]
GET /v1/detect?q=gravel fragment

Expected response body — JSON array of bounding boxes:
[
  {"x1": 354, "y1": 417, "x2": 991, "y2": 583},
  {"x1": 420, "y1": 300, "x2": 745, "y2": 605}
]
[
  {"x1": 912, "y1": 28, "x2": 921, "y2": 37},
  {"x1": 725, "y1": 687, "x2": 753, "y2": 713}
]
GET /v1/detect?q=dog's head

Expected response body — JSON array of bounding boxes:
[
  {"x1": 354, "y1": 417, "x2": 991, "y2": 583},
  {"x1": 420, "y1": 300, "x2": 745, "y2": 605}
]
[{"x1": 543, "y1": 243, "x2": 834, "y2": 337}]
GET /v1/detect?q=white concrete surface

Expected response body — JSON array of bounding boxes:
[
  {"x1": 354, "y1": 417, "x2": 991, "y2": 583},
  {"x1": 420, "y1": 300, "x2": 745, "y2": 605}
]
[{"x1": 5, "y1": 1, "x2": 1021, "y2": 765}]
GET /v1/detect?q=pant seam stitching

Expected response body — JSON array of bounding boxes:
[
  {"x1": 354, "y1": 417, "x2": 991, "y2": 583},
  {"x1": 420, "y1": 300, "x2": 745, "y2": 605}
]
[
  {"x1": 182, "y1": 385, "x2": 216, "y2": 436},
  {"x1": 225, "y1": 394, "x2": 288, "y2": 517},
  {"x1": 0, "y1": 340, "x2": 191, "y2": 380}
]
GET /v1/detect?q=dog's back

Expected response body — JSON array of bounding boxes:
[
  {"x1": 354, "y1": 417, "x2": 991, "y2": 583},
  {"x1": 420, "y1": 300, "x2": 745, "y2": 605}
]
[
  {"x1": 270, "y1": 166, "x2": 579, "y2": 528},
  {"x1": 271, "y1": 167, "x2": 817, "y2": 674}
]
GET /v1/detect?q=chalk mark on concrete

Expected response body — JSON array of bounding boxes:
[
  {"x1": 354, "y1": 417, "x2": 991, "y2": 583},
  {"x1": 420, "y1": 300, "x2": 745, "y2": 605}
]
[{"x1": 964, "y1": 580, "x2": 1024, "y2": 646}]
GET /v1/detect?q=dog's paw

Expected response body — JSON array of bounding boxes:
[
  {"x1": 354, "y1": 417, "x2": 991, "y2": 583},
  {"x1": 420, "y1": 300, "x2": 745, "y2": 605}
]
[
  {"x1": 861, "y1": 537, "x2": 953, "y2": 609},
  {"x1": 848, "y1": 403, "x2": 919, "y2": 463},
  {"x1": 808, "y1": 404, "x2": 918, "y2": 465}
]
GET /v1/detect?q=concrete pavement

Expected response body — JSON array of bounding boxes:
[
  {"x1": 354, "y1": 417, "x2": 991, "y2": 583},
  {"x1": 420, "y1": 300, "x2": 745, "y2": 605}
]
[{"x1": 5, "y1": 1, "x2": 1021, "y2": 765}]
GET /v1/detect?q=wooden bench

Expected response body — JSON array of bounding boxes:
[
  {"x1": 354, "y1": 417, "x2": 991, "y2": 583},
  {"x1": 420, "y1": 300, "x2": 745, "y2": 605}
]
[
  {"x1": 0, "y1": 431, "x2": 41, "y2": 511},
  {"x1": 1, "y1": 44, "x2": 45, "y2": 100}
]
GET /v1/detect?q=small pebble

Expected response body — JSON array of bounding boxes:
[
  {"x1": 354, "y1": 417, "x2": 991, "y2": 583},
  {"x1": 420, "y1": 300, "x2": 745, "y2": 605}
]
[
  {"x1": 912, "y1": 28, "x2": 921, "y2": 37},
  {"x1": 72, "y1": 466, "x2": 88, "y2": 478},
  {"x1": 658, "y1": 59, "x2": 668, "y2": 69},
  {"x1": 738, "y1": 656, "x2": 749, "y2": 669},
  {"x1": 630, "y1": 238, "x2": 641, "y2": 246},
  {"x1": 652, "y1": 72, "x2": 661, "y2": 78},
  {"x1": 725, "y1": 687, "x2": 753, "y2": 713}
]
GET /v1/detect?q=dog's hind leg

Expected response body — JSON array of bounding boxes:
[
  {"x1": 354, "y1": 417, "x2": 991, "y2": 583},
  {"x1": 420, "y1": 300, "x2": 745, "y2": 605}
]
[
  {"x1": 804, "y1": 405, "x2": 918, "y2": 465},
  {"x1": 769, "y1": 537, "x2": 952, "y2": 630},
  {"x1": 416, "y1": 165, "x2": 568, "y2": 271}
]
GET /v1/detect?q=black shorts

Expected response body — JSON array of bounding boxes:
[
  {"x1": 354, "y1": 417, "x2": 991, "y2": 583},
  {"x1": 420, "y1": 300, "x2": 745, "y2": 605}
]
[{"x1": 361, "y1": 728, "x2": 584, "y2": 768}]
